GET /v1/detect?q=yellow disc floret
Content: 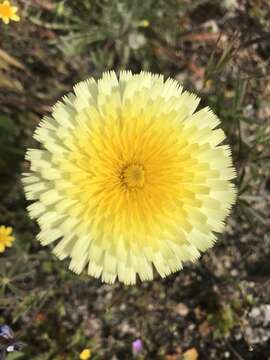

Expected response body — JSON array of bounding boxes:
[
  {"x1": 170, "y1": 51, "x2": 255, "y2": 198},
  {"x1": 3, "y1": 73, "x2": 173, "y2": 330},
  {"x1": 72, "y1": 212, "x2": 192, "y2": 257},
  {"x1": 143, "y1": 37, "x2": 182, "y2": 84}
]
[{"x1": 122, "y1": 164, "x2": 145, "y2": 189}]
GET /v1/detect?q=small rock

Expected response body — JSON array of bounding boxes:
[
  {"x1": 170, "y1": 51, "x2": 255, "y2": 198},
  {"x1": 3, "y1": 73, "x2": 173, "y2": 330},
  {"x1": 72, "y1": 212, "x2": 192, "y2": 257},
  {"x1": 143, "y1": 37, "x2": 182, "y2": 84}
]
[
  {"x1": 182, "y1": 347, "x2": 199, "y2": 360},
  {"x1": 175, "y1": 303, "x2": 189, "y2": 317},
  {"x1": 262, "y1": 305, "x2": 270, "y2": 325},
  {"x1": 250, "y1": 307, "x2": 260, "y2": 319}
]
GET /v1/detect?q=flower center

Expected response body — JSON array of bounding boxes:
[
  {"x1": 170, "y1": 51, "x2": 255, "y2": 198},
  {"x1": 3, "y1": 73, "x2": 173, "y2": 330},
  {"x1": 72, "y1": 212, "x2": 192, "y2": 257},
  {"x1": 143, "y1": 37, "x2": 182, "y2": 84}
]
[
  {"x1": 122, "y1": 164, "x2": 145, "y2": 189},
  {"x1": 0, "y1": 4, "x2": 12, "y2": 17}
]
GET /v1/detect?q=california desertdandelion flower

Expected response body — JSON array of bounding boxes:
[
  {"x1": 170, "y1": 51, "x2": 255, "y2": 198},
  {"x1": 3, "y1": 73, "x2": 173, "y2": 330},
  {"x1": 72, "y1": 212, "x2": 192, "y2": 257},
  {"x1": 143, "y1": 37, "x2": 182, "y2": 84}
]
[
  {"x1": 23, "y1": 71, "x2": 236, "y2": 284},
  {"x1": 80, "y1": 348, "x2": 91, "y2": 360},
  {"x1": 0, "y1": 226, "x2": 15, "y2": 253},
  {"x1": 0, "y1": 1, "x2": 20, "y2": 24}
]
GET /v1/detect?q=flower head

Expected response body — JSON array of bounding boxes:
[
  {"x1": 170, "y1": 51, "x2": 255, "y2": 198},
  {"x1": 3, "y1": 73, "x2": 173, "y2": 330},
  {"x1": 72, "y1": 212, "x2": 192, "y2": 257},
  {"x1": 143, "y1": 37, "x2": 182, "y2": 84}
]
[
  {"x1": 0, "y1": 1, "x2": 20, "y2": 24},
  {"x1": 80, "y1": 348, "x2": 91, "y2": 360},
  {"x1": 0, "y1": 324, "x2": 14, "y2": 339},
  {"x1": 132, "y1": 339, "x2": 143, "y2": 355},
  {"x1": 23, "y1": 71, "x2": 236, "y2": 285},
  {"x1": 0, "y1": 226, "x2": 15, "y2": 253},
  {"x1": 138, "y1": 19, "x2": 150, "y2": 28}
]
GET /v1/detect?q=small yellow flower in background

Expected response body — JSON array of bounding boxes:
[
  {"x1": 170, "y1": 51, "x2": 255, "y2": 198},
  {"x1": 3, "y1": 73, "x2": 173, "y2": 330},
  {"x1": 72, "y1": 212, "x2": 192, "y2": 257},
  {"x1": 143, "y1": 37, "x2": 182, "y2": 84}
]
[
  {"x1": 80, "y1": 348, "x2": 91, "y2": 360},
  {"x1": 138, "y1": 19, "x2": 150, "y2": 28},
  {"x1": 23, "y1": 71, "x2": 236, "y2": 285},
  {"x1": 0, "y1": 0, "x2": 20, "y2": 24},
  {"x1": 0, "y1": 226, "x2": 15, "y2": 253}
]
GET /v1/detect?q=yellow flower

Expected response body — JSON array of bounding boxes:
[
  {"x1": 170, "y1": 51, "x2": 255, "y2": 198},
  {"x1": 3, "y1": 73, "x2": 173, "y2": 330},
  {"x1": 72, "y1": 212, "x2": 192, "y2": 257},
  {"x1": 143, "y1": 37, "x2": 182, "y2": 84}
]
[
  {"x1": 138, "y1": 19, "x2": 150, "y2": 28},
  {"x1": 23, "y1": 71, "x2": 236, "y2": 285},
  {"x1": 0, "y1": 0, "x2": 20, "y2": 24},
  {"x1": 0, "y1": 226, "x2": 15, "y2": 253},
  {"x1": 80, "y1": 349, "x2": 91, "y2": 360}
]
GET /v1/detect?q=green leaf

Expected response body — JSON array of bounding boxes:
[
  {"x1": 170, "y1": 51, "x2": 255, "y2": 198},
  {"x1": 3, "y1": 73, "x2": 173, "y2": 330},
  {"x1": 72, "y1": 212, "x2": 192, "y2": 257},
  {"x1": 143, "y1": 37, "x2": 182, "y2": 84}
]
[{"x1": 6, "y1": 352, "x2": 25, "y2": 360}]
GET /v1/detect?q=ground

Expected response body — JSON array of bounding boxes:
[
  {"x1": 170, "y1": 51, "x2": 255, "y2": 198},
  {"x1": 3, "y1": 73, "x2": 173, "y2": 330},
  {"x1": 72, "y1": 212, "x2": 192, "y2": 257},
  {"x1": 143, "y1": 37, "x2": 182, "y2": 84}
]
[{"x1": 0, "y1": 0, "x2": 270, "y2": 359}]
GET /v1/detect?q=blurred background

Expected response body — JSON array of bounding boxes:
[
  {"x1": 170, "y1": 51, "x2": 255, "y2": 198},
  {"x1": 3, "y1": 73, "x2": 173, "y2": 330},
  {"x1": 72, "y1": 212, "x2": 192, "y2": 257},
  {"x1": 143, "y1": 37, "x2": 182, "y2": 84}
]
[{"x1": 0, "y1": 0, "x2": 270, "y2": 359}]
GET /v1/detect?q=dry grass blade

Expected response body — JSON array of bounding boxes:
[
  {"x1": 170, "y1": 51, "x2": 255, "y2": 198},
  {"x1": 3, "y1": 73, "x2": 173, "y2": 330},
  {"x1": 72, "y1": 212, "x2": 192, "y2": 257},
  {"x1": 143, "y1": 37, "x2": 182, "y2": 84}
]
[{"x1": 0, "y1": 49, "x2": 26, "y2": 71}]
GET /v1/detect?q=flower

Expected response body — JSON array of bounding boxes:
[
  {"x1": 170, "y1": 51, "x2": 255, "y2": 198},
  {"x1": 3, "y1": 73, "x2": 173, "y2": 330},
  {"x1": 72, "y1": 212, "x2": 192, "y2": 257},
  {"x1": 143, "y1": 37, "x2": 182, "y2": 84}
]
[
  {"x1": 132, "y1": 339, "x2": 143, "y2": 355},
  {"x1": 0, "y1": 226, "x2": 15, "y2": 253},
  {"x1": 0, "y1": 324, "x2": 14, "y2": 339},
  {"x1": 79, "y1": 348, "x2": 91, "y2": 360},
  {"x1": 0, "y1": 1, "x2": 20, "y2": 24},
  {"x1": 138, "y1": 19, "x2": 150, "y2": 28},
  {"x1": 23, "y1": 71, "x2": 236, "y2": 285}
]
